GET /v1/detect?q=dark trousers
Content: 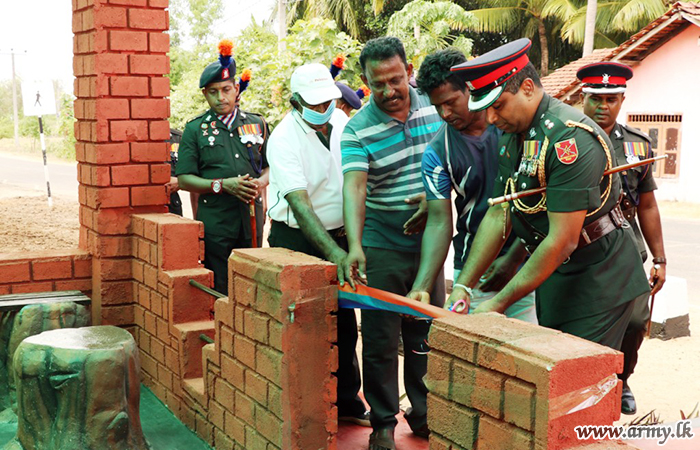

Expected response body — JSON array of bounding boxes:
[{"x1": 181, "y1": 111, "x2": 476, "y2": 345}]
[
  {"x1": 555, "y1": 297, "x2": 636, "y2": 351},
  {"x1": 619, "y1": 292, "x2": 650, "y2": 381},
  {"x1": 203, "y1": 231, "x2": 251, "y2": 296},
  {"x1": 362, "y1": 246, "x2": 445, "y2": 431},
  {"x1": 268, "y1": 221, "x2": 366, "y2": 417}
]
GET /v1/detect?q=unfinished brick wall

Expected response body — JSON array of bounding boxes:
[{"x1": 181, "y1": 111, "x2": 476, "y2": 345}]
[
  {"x1": 426, "y1": 313, "x2": 624, "y2": 450},
  {"x1": 72, "y1": 0, "x2": 171, "y2": 325},
  {"x1": 0, "y1": 250, "x2": 92, "y2": 296},
  {"x1": 202, "y1": 248, "x2": 339, "y2": 450}
]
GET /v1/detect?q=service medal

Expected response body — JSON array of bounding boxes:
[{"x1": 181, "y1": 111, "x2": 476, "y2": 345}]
[{"x1": 213, "y1": 129, "x2": 220, "y2": 135}]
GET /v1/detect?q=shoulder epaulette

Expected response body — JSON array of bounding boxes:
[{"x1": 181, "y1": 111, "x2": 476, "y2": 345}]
[
  {"x1": 186, "y1": 111, "x2": 208, "y2": 124},
  {"x1": 620, "y1": 123, "x2": 652, "y2": 143}
]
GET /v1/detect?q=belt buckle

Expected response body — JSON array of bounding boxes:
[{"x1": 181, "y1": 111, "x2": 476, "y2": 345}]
[{"x1": 580, "y1": 228, "x2": 592, "y2": 245}]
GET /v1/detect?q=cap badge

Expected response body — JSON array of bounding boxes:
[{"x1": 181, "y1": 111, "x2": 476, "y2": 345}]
[
  {"x1": 602, "y1": 74, "x2": 610, "y2": 84},
  {"x1": 222, "y1": 68, "x2": 229, "y2": 79}
]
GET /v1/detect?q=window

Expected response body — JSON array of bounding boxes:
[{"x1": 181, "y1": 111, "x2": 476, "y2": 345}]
[{"x1": 627, "y1": 114, "x2": 682, "y2": 178}]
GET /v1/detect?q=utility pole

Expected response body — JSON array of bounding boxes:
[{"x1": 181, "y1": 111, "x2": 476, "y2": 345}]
[
  {"x1": 583, "y1": 0, "x2": 598, "y2": 56},
  {"x1": 1, "y1": 49, "x2": 27, "y2": 150},
  {"x1": 277, "y1": 0, "x2": 287, "y2": 52}
]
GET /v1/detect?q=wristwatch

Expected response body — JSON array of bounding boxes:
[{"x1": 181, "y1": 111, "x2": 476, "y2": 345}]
[
  {"x1": 652, "y1": 256, "x2": 667, "y2": 265},
  {"x1": 211, "y1": 178, "x2": 223, "y2": 194}
]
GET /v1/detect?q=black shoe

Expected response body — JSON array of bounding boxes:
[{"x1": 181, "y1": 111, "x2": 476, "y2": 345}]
[
  {"x1": 404, "y1": 407, "x2": 429, "y2": 438},
  {"x1": 339, "y1": 410, "x2": 371, "y2": 427},
  {"x1": 369, "y1": 428, "x2": 395, "y2": 450},
  {"x1": 621, "y1": 383, "x2": 637, "y2": 415},
  {"x1": 411, "y1": 423, "x2": 430, "y2": 439}
]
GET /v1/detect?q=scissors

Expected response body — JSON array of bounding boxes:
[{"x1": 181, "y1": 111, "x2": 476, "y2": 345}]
[{"x1": 449, "y1": 299, "x2": 469, "y2": 314}]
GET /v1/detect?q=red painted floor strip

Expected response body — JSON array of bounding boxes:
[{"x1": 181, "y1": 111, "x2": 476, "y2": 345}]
[{"x1": 338, "y1": 413, "x2": 429, "y2": 450}]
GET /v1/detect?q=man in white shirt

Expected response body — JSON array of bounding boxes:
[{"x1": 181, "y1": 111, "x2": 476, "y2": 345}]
[{"x1": 267, "y1": 63, "x2": 369, "y2": 426}]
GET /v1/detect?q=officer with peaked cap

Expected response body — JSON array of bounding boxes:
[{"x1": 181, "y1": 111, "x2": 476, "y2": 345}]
[
  {"x1": 176, "y1": 40, "x2": 270, "y2": 296},
  {"x1": 447, "y1": 38, "x2": 650, "y2": 352},
  {"x1": 578, "y1": 61, "x2": 666, "y2": 414}
]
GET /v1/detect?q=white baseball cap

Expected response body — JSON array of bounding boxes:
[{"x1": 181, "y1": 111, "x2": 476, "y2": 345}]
[{"x1": 290, "y1": 63, "x2": 342, "y2": 105}]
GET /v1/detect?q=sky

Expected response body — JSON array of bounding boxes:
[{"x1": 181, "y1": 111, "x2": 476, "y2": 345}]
[{"x1": 0, "y1": 0, "x2": 276, "y2": 88}]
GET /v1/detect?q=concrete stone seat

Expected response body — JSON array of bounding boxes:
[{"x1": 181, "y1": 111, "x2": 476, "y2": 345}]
[{"x1": 3, "y1": 326, "x2": 149, "y2": 450}]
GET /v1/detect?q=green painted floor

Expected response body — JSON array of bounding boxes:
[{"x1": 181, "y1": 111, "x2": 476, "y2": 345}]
[{"x1": 0, "y1": 385, "x2": 211, "y2": 450}]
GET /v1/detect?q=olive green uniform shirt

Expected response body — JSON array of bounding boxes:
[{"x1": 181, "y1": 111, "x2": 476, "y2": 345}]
[
  {"x1": 610, "y1": 122, "x2": 657, "y2": 260},
  {"x1": 176, "y1": 108, "x2": 269, "y2": 239},
  {"x1": 493, "y1": 94, "x2": 649, "y2": 328}
]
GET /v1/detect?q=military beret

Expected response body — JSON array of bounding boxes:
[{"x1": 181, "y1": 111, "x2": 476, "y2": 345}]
[
  {"x1": 450, "y1": 38, "x2": 532, "y2": 111},
  {"x1": 199, "y1": 39, "x2": 237, "y2": 88},
  {"x1": 576, "y1": 62, "x2": 633, "y2": 94}
]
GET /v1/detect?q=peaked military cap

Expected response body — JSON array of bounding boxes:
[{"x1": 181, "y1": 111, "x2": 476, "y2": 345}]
[
  {"x1": 576, "y1": 62, "x2": 633, "y2": 94},
  {"x1": 199, "y1": 40, "x2": 237, "y2": 88},
  {"x1": 335, "y1": 82, "x2": 362, "y2": 110},
  {"x1": 451, "y1": 38, "x2": 532, "y2": 111}
]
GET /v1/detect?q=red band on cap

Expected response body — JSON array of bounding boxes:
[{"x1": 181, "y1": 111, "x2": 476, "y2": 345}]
[
  {"x1": 467, "y1": 53, "x2": 530, "y2": 90},
  {"x1": 582, "y1": 75, "x2": 626, "y2": 85}
]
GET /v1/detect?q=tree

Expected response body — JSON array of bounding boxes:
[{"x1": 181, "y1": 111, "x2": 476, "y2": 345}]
[
  {"x1": 386, "y1": 0, "x2": 476, "y2": 67},
  {"x1": 544, "y1": 0, "x2": 669, "y2": 48},
  {"x1": 465, "y1": 0, "x2": 555, "y2": 75}
]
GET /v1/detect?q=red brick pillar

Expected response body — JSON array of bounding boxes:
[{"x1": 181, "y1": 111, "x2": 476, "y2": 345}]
[{"x1": 72, "y1": 0, "x2": 171, "y2": 325}]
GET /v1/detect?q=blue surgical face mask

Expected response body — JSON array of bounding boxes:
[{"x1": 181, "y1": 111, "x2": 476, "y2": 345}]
[{"x1": 301, "y1": 100, "x2": 336, "y2": 126}]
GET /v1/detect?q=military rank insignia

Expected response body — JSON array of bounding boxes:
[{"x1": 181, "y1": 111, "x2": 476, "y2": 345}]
[
  {"x1": 238, "y1": 123, "x2": 263, "y2": 145},
  {"x1": 555, "y1": 138, "x2": 579, "y2": 165},
  {"x1": 519, "y1": 140, "x2": 542, "y2": 176},
  {"x1": 623, "y1": 142, "x2": 646, "y2": 164}
]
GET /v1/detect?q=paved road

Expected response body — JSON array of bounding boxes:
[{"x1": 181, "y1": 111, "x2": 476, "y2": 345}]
[{"x1": 1, "y1": 151, "x2": 698, "y2": 309}]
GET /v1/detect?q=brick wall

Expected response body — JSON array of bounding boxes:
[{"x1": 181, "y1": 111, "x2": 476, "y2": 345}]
[
  {"x1": 426, "y1": 313, "x2": 625, "y2": 450},
  {"x1": 0, "y1": 250, "x2": 92, "y2": 295},
  {"x1": 202, "y1": 248, "x2": 339, "y2": 450},
  {"x1": 72, "y1": 0, "x2": 171, "y2": 325}
]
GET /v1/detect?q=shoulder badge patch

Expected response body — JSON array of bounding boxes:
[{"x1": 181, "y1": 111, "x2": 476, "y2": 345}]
[{"x1": 554, "y1": 138, "x2": 579, "y2": 165}]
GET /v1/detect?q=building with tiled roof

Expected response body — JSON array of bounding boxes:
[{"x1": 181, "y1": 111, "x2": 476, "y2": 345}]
[{"x1": 542, "y1": 2, "x2": 700, "y2": 202}]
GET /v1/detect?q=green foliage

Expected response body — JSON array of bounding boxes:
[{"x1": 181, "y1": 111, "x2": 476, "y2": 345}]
[
  {"x1": 50, "y1": 93, "x2": 77, "y2": 160},
  {"x1": 387, "y1": 0, "x2": 476, "y2": 67},
  {"x1": 235, "y1": 18, "x2": 363, "y2": 128}
]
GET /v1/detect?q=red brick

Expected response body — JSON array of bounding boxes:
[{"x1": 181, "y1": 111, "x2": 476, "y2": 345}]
[
  {"x1": 130, "y1": 54, "x2": 168, "y2": 75},
  {"x1": 451, "y1": 361, "x2": 505, "y2": 419},
  {"x1": 108, "y1": 0, "x2": 147, "y2": 5},
  {"x1": 234, "y1": 335, "x2": 256, "y2": 370},
  {"x1": 167, "y1": 269, "x2": 212, "y2": 324},
  {"x1": 504, "y1": 378, "x2": 535, "y2": 431},
  {"x1": 54, "y1": 279, "x2": 92, "y2": 292},
  {"x1": 95, "y1": 98, "x2": 129, "y2": 120},
  {"x1": 110, "y1": 76, "x2": 149, "y2": 97},
  {"x1": 92, "y1": 186, "x2": 130, "y2": 208},
  {"x1": 476, "y1": 415, "x2": 533, "y2": 450},
  {"x1": 427, "y1": 394, "x2": 479, "y2": 448},
  {"x1": 0, "y1": 262, "x2": 31, "y2": 283},
  {"x1": 131, "y1": 99, "x2": 169, "y2": 119},
  {"x1": 221, "y1": 354, "x2": 245, "y2": 390},
  {"x1": 256, "y1": 346, "x2": 282, "y2": 386},
  {"x1": 12, "y1": 282, "x2": 53, "y2": 294},
  {"x1": 94, "y1": 207, "x2": 132, "y2": 235},
  {"x1": 255, "y1": 407, "x2": 282, "y2": 445},
  {"x1": 234, "y1": 391, "x2": 255, "y2": 427},
  {"x1": 110, "y1": 30, "x2": 148, "y2": 51},
  {"x1": 32, "y1": 259, "x2": 73, "y2": 281},
  {"x1": 94, "y1": 5, "x2": 127, "y2": 28},
  {"x1": 149, "y1": 32, "x2": 169, "y2": 53},
  {"x1": 150, "y1": 163, "x2": 170, "y2": 184},
  {"x1": 158, "y1": 220, "x2": 201, "y2": 270},
  {"x1": 149, "y1": 120, "x2": 170, "y2": 140},
  {"x1": 112, "y1": 164, "x2": 150, "y2": 186},
  {"x1": 90, "y1": 143, "x2": 131, "y2": 165},
  {"x1": 128, "y1": 8, "x2": 167, "y2": 29},
  {"x1": 131, "y1": 141, "x2": 169, "y2": 163},
  {"x1": 150, "y1": 77, "x2": 170, "y2": 97},
  {"x1": 98, "y1": 258, "x2": 132, "y2": 281},
  {"x1": 110, "y1": 120, "x2": 149, "y2": 142},
  {"x1": 101, "y1": 304, "x2": 135, "y2": 326},
  {"x1": 0, "y1": 285, "x2": 11, "y2": 295},
  {"x1": 95, "y1": 53, "x2": 129, "y2": 74},
  {"x1": 149, "y1": 0, "x2": 169, "y2": 9},
  {"x1": 131, "y1": 185, "x2": 168, "y2": 206}
]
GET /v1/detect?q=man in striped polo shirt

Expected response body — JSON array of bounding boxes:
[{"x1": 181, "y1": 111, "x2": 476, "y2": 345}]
[{"x1": 341, "y1": 36, "x2": 444, "y2": 448}]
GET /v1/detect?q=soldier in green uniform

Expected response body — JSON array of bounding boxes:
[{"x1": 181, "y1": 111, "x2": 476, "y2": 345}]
[
  {"x1": 447, "y1": 39, "x2": 650, "y2": 351},
  {"x1": 577, "y1": 62, "x2": 666, "y2": 414},
  {"x1": 176, "y1": 40, "x2": 270, "y2": 295}
]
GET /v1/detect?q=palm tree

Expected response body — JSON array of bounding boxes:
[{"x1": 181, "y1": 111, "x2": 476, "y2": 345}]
[
  {"x1": 544, "y1": 0, "x2": 669, "y2": 48},
  {"x1": 282, "y1": 0, "x2": 388, "y2": 39},
  {"x1": 464, "y1": 0, "x2": 555, "y2": 75},
  {"x1": 387, "y1": 0, "x2": 477, "y2": 66}
]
